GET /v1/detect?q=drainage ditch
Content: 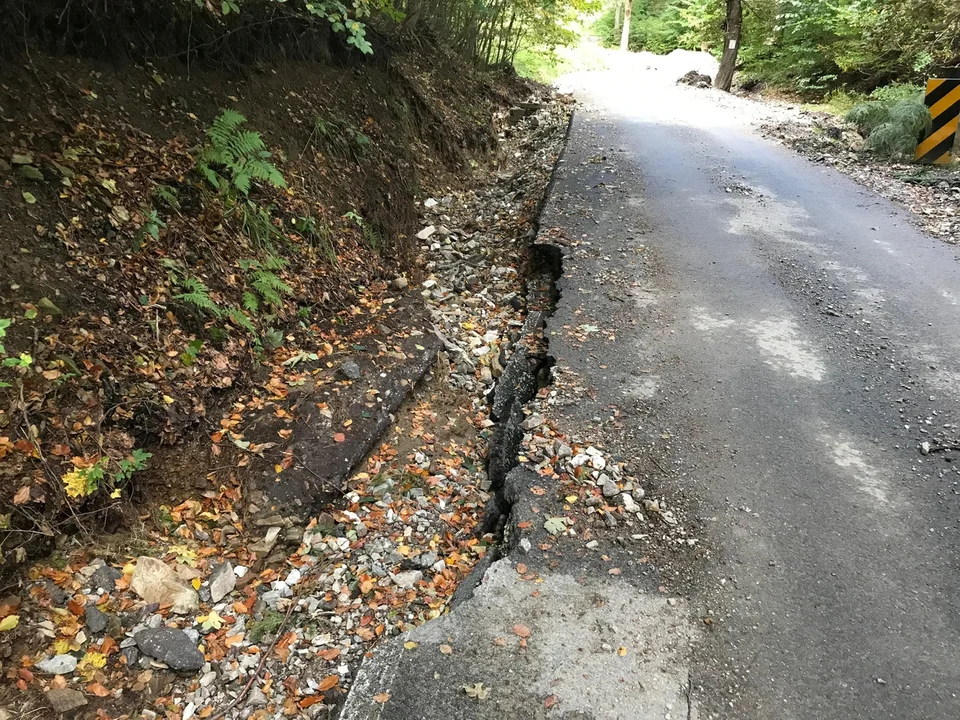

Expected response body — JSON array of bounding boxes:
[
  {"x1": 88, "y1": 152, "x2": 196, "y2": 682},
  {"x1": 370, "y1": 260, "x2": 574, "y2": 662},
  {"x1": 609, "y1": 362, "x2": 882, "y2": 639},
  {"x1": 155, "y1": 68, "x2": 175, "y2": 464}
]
[{"x1": 450, "y1": 241, "x2": 563, "y2": 606}]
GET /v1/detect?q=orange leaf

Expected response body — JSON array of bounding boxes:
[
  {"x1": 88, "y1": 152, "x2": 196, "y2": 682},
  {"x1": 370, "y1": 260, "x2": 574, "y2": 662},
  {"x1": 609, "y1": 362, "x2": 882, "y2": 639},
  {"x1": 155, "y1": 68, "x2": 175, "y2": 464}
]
[
  {"x1": 333, "y1": 433, "x2": 346, "y2": 443},
  {"x1": 373, "y1": 693, "x2": 390, "y2": 704},
  {"x1": 515, "y1": 563, "x2": 527, "y2": 575},
  {"x1": 316, "y1": 674, "x2": 339, "y2": 692},
  {"x1": 318, "y1": 648, "x2": 340, "y2": 661},
  {"x1": 512, "y1": 624, "x2": 531, "y2": 638},
  {"x1": 299, "y1": 696, "x2": 325, "y2": 708},
  {"x1": 87, "y1": 682, "x2": 111, "y2": 697},
  {"x1": 67, "y1": 600, "x2": 84, "y2": 616},
  {"x1": 12, "y1": 485, "x2": 31, "y2": 505}
]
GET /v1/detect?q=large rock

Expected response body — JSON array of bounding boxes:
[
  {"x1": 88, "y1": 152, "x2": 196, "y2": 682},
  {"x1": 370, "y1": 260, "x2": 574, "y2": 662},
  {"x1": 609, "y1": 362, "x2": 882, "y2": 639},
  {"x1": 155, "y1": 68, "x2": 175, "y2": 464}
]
[
  {"x1": 130, "y1": 557, "x2": 199, "y2": 614},
  {"x1": 46, "y1": 688, "x2": 87, "y2": 713},
  {"x1": 208, "y1": 561, "x2": 236, "y2": 603},
  {"x1": 35, "y1": 654, "x2": 78, "y2": 675},
  {"x1": 85, "y1": 606, "x2": 108, "y2": 634},
  {"x1": 135, "y1": 628, "x2": 205, "y2": 672},
  {"x1": 90, "y1": 564, "x2": 122, "y2": 592}
]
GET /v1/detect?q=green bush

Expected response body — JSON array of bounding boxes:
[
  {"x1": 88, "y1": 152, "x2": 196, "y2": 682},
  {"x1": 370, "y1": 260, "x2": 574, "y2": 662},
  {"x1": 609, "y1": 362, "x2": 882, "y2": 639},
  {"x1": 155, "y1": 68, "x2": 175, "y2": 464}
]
[{"x1": 847, "y1": 94, "x2": 930, "y2": 158}]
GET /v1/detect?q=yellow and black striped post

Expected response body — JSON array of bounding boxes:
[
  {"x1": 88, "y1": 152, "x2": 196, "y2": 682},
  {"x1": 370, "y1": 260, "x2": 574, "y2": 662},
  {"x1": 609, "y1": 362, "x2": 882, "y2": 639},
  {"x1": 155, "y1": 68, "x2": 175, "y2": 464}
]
[{"x1": 915, "y1": 78, "x2": 960, "y2": 164}]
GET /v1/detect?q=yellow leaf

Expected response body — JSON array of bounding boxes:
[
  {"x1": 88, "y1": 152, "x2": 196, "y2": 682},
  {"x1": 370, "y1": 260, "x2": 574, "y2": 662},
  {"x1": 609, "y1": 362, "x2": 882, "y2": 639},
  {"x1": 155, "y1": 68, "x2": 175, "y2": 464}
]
[
  {"x1": 0, "y1": 615, "x2": 19, "y2": 631},
  {"x1": 80, "y1": 651, "x2": 106, "y2": 669},
  {"x1": 403, "y1": 641, "x2": 418, "y2": 650},
  {"x1": 617, "y1": 646, "x2": 627, "y2": 657},
  {"x1": 198, "y1": 610, "x2": 224, "y2": 631},
  {"x1": 61, "y1": 470, "x2": 88, "y2": 498},
  {"x1": 110, "y1": 488, "x2": 122, "y2": 499},
  {"x1": 163, "y1": 395, "x2": 175, "y2": 404},
  {"x1": 565, "y1": 495, "x2": 578, "y2": 503},
  {"x1": 192, "y1": 578, "x2": 201, "y2": 590},
  {"x1": 52, "y1": 639, "x2": 69, "y2": 655}
]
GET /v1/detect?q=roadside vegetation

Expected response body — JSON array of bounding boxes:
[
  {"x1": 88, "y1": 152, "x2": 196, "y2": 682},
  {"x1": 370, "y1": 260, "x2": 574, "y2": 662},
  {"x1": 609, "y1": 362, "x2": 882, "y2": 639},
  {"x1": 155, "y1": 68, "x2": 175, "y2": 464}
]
[{"x1": 0, "y1": 0, "x2": 589, "y2": 571}]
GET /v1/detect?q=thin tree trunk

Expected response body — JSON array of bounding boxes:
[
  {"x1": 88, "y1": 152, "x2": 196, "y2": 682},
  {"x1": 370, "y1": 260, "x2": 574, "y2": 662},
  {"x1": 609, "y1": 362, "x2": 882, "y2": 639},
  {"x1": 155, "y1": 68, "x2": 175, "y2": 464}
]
[
  {"x1": 619, "y1": 0, "x2": 632, "y2": 52},
  {"x1": 614, "y1": 0, "x2": 621, "y2": 33},
  {"x1": 715, "y1": 0, "x2": 742, "y2": 91}
]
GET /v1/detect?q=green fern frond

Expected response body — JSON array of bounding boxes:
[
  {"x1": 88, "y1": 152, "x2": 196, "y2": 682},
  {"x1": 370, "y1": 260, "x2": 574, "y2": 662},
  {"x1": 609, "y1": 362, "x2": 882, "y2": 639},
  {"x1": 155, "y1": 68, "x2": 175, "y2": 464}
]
[
  {"x1": 195, "y1": 111, "x2": 285, "y2": 196},
  {"x1": 252, "y1": 280, "x2": 282, "y2": 308},
  {"x1": 262, "y1": 255, "x2": 288, "y2": 271},
  {"x1": 253, "y1": 271, "x2": 293, "y2": 294},
  {"x1": 175, "y1": 291, "x2": 222, "y2": 317},
  {"x1": 242, "y1": 291, "x2": 260, "y2": 312},
  {"x1": 226, "y1": 307, "x2": 257, "y2": 335}
]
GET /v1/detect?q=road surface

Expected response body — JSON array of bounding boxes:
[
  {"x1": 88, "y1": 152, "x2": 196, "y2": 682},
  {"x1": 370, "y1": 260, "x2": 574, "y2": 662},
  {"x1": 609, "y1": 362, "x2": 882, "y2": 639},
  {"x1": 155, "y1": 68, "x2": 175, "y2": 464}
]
[{"x1": 549, "y1": 66, "x2": 960, "y2": 719}]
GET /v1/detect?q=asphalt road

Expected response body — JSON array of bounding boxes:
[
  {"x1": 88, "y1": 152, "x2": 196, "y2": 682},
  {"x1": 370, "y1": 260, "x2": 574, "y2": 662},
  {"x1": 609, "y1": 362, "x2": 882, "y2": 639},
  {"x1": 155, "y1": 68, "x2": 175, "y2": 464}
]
[{"x1": 552, "y1": 68, "x2": 960, "y2": 719}]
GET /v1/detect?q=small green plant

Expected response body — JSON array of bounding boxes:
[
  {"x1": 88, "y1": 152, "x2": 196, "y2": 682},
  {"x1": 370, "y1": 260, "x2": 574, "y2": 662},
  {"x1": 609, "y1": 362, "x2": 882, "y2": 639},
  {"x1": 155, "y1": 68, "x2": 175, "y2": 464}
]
[
  {"x1": 0, "y1": 318, "x2": 32, "y2": 388},
  {"x1": 343, "y1": 211, "x2": 380, "y2": 250},
  {"x1": 134, "y1": 209, "x2": 166, "y2": 250},
  {"x1": 236, "y1": 201, "x2": 283, "y2": 248},
  {"x1": 61, "y1": 449, "x2": 152, "y2": 500},
  {"x1": 249, "y1": 608, "x2": 286, "y2": 642},
  {"x1": 240, "y1": 256, "x2": 293, "y2": 312},
  {"x1": 292, "y1": 216, "x2": 338, "y2": 265},
  {"x1": 181, "y1": 339, "x2": 204, "y2": 367},
  {"x1": 311, "y1": 116, "x2": 371, "y2": 160},
  {"x1": 263, "y1": 327, "x2": 285, "y2": 350},
  {"x1": 196, "y1": 110, "x2": 286, "y2": 196},
  {"x1": 153, "y1": 184, "x2": 181, "y2": 211}
]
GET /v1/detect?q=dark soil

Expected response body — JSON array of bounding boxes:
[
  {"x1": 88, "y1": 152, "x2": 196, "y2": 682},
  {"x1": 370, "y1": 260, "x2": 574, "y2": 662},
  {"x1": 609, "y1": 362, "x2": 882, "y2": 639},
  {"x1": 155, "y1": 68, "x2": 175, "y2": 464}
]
[{"x1": 0, "y1": 26, "x2": 536, "y2": 581}]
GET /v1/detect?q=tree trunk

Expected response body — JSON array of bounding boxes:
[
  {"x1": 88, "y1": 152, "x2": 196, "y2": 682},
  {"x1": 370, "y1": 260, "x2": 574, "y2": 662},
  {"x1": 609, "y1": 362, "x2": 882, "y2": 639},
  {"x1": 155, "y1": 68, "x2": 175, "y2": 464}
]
[
  {"x1": 714, "y1": 0, "x2": 742, "y2": 91},
  {"x1": 614, "y1": 0, "x2": 621, "y2": 33},
  {"x1": 619, "y1": 0, "x2": 632, "y2": 52}
]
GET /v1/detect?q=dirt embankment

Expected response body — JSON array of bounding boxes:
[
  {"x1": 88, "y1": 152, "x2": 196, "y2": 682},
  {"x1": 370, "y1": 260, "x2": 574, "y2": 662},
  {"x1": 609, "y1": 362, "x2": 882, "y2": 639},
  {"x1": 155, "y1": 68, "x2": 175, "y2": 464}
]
[{"x1": 0, "y1": 10, "x2": 532, "y2": 576}]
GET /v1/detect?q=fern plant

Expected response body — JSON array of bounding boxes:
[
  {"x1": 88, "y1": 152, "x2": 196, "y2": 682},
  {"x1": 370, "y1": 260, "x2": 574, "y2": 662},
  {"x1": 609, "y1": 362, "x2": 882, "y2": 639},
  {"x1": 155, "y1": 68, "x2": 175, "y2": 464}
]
[
  {"x1": 196, "y1": 110, "x2": 286, "y2": 196},
  {"x1": 174, "y1": 276, "x2": 222, "y2": 317},
  {"x1": 239, "y1": 256, "x2": 294, "y2": 312}
]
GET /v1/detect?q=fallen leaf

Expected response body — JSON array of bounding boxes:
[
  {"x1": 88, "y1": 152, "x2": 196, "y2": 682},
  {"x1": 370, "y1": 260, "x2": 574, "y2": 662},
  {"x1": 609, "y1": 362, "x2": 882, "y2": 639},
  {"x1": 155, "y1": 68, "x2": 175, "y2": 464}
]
[
  {"x1": 543, "y1": 517, "x2": 567, "y2": 535},
  {"x1": 544, "y1": 695, "x2": 559, "y2": 708},
  {"x1": 463, "y1": 682, "x2": 490, "y2": 700},
  {"x1": 87, "y1": 682, "x2": 111, "y2": 697},
  {"x1": 516, "y1": 563, "x2": 527, "y2": 575},
  {"x1": 373, "y1": 693, "x2": 390, "y2": 703},
  {"x1": 316, "y1": 674, "x2": 339, "y2": 691},
  {"x1": 403, "y1": 641, "x2": 418, "y2": 650},
  {"x1": 439, "y1": 644, "x2": 453, "y2": 655},
  {"x1": 617, "y1": 646, "x2": 628, "y2": 656},
  {"x1": 512, "y1": 624, "x2": 531, "y2": 639},
  {"x1": 333, "y1": 433, "x2": 346, "y2": 443},
  {"x1": 198, "y1": 610, "x2": 224, "y2": 631}
]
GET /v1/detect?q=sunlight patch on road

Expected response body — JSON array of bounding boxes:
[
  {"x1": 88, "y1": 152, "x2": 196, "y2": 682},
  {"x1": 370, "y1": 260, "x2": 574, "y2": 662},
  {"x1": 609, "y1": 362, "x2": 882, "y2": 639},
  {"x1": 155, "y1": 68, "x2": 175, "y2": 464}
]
[
  {"x1": 624, "y1": 376, "x2": 660, "y2": 399},
  {"x1": 826, "y1": 437, "x2": 890, "y2": 505},
  {"x1": 691, "y1": 307, "x2": 735, "y2": 331},
  {"x1": 747, "y1": 317, "x2": 826, "y2": 381}
]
